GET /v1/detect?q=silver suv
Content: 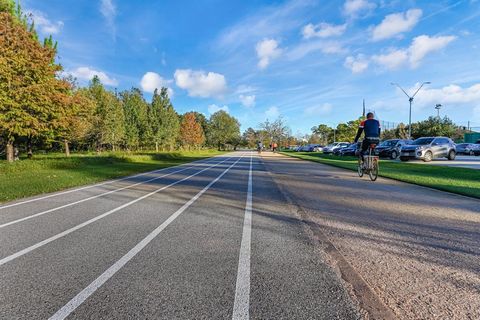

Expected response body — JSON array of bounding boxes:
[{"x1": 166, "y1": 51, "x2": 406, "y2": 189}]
[{"x1": 400, "y1": 137, "x2": 456, "y2": 162}]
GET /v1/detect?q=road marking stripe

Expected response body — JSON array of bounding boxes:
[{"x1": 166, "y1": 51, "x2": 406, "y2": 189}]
[
  {"x1": 232, "y1": 152, "x2": 253, "y2": 320},
  {"x1": 0, "y1": 154, "x2": 226, "y2": 210},
  {"x1": 48, "y1": 155, "x2": 246, "y2": 320},
  {"x1": 0, "y1": 157, "x2": 225, "y2": 229},
  {"x1": 0, "y1": 155, "x2": 240, "y2": 267}
]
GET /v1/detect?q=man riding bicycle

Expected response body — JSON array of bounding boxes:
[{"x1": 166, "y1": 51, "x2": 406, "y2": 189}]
[{"x1": 354, "y1": 112, "x2": 381, "y2": 159}]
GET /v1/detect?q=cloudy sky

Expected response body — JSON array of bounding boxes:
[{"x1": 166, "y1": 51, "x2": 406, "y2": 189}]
[{"x1": 24, "y1": 0, "x2": 480, "y2": 133}]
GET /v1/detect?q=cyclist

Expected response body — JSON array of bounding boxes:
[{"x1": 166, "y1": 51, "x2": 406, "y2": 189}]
[
  {"x1": 354, "y1": 112, "x2": 381, "y2": 160},
  {"x1": 257, "y1": 141, "x2": 263, "y2": 154}
]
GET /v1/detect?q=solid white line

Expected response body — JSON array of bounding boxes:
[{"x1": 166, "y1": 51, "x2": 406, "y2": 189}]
[
  {"x1": 0, "y1": 155, "x2": 240, "y2": 267},
  {"x1": 232, "y1": 152, "x2": 253, "y2": 320},
  {"x1": 48, "y1": 155, "x2": 246, "y2": 320},
  {"x1": 0, "y1": 154, "x2": 226, "y2": 210},
  {"x1": 0, "y1": 157, "x2": 224, "y2": 229}
]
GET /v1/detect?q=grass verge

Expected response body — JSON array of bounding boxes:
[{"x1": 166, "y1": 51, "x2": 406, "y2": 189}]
[
  {"x1": 0, "y1": 150, "x2": 225, "y2": 203},
  {"x1": 280, "y1": 151, "x2": 480, "y2": 199}
]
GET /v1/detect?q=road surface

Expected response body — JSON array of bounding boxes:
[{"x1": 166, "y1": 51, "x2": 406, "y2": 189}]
[{"x1": 1, "y1": 151, "x2": 479, "y2": 319}]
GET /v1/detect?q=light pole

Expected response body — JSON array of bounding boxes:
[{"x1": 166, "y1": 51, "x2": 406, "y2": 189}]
[
  {"x1": 391, "y1": 81, "x2": 431, "y2": 139},
  {"x1": 435, "y1": 104, "x2": 442, "y2": 118}
]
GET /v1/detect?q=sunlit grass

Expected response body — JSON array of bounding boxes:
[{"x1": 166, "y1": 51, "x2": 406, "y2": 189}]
[
  {"x1": 281, "y1": 151, "x2": 480, "y2": 199},
  {"x1": 0, "y1": 150, "x2": 225, "y2": 203}
]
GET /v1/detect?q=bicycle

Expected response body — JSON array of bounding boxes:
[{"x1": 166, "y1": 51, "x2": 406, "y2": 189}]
[{"x1": 357, "y1": 143, "x2": 379, "y2": 181}]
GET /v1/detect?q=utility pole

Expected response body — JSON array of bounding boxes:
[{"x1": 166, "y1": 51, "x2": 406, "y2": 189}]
[
  {"x1": 391, "y1": 82, "x2": 431, "y2": 139},
  {"x1": 435, "y1": 104, "x2": 442, "y2": 118}
]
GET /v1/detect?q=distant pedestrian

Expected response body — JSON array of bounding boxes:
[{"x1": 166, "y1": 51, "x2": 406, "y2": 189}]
[{"x1": 272, "y1": 142, "x2": 278, "y2": 152}]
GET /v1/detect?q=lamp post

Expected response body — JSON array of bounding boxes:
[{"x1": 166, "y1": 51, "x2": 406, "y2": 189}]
[
  {"x1": 391, "y1": 81, "x2": 431, "y2": 139},
  {"x1": 435, "y1": 104, "x2": 442, "y2": 118}
]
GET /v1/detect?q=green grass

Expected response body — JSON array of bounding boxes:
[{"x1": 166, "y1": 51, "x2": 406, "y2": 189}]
[
  {"x1": 0, "y1": 150, "x2": 225, "y2": 203},
  {"x1": 280, "y1": 151, "x2": 480, "y2": 199}
]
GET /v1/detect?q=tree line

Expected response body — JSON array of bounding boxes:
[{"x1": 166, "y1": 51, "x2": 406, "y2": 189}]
[
  {"x1": 0, "y1": 1, "x2": 241, "y2": 162},
  {"x1": 310, "y1": 116, "x2": 468, "y2": 145}
]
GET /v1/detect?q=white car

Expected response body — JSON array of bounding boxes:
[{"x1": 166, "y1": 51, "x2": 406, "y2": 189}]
[{"x1": 323, "y1": 142, "x2": 350, "y2": 154}]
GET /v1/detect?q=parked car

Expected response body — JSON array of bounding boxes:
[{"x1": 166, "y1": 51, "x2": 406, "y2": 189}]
[
  {"x1": 455, "y1": 143, "x2": 476, "y2": 155},
  {"x1": 375, "y1": 139, "x2": 412, "y2": 159},
  {"x1": 337, "y1": 143, "x2": 359, "y2": 156},
  {"x1": 332, "y1": 143, "x2": 353, "y2": 155},
  {"x1": 400, "y1": 137, "x2": 456, "y2": 162},
  {"x1": 323, "y1": 142, "x2": 349, "y2": 154},
  {"x1": 302, "y1": 144, "x2": 323, "y2": 152}
]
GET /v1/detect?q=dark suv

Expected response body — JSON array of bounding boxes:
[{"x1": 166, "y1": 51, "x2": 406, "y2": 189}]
[
  {"x1": 400, "y1": 137, "x2": 456, "y2": 162},
  {"x1": 375, "y1": 139, "x2": 412, "y2": 159}
]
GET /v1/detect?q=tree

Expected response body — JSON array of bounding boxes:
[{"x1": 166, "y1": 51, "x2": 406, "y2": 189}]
[
  {"x1": 87, "y1": 76, "x2": 125, "y2": 151},
  {"x1": 411, "y1": 116, "x2": 457, "y2": 139},
  {"x1": 311, "y1": 124, "x2": 333, "y2": 145},
  {"x1": 242, "y1": 127, "x2": 257, "y2": 148},
  {"x1": 259, "y1": 117, "x2": 290, "y2": 147},
  {"x1": 334, "y1": 119, "x2": 361, "y2": 142},
  {"x1": 150, "y1": 88, "x2": 179, "y2": 151},
  {"x1": 0, "y1": 10, "x2": 70, "y2": 161},
  {"x1": 179, "y1": 112, "x2": 205, "y2": 149},
  {"x1": 120, "y1": 88, "x2": 148, "y2": 150},
  {"x1": 207, "y1": 111, "x2": 241, "y2": 150}
]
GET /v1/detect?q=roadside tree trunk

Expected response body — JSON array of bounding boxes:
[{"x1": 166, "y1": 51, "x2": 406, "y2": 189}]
[
  {"x1": 27, "y1": 137, "x2": 33, "y2": 159},
  {"x1": 155, "y1": 141, "x2": 159, "y2": 152},
  {"x1": 64, "y1": 139, "x2": 70, "y2": 157},
  {"x1": 6, "y1": 140, "x2": 14, "y2": 162}
]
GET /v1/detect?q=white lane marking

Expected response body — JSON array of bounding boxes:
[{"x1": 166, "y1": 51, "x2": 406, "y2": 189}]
[
  {"x1": 0, "y1": 157, "x2": 224, "y2": 229},
  {"x1": 0, "y1": 154, "x2": 226, "y2": 210},
  {"x1": 232, "y1": 152, "x2": 253, "y2": 320},
  {"x1": 48, "y1": 155, "x2": 246, "y2": 320},
  {"x1": 0, "y1": 155, "x2": 241, "y2": 267}
]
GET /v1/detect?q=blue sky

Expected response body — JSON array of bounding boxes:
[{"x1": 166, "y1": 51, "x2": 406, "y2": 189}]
[{"x1": 24, "y1": 0, "x2": 480, "y2": 134}]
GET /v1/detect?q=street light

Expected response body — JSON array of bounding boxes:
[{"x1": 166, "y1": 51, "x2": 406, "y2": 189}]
[
  {"x1": 435, "y1": 104, "x2": 442, "y2": 118},
  {"x1": 391, "y1": 81, "x2": 431, "y2": 139}
]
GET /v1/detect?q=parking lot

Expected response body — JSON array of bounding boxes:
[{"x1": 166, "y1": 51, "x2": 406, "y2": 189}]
[{"x1": 396, "y1": 155, "x2": 480, "y2": 170}]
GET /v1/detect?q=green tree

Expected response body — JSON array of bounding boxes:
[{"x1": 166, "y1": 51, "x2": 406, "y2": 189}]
[
  {"x1": 311, "y1": 124, "x2": 333, "y2": 145},
  {"x1": 411, "y1": 116, "x2": 457, "y2": 139},
  {"x1": 120, "y1": 88, "x2": 148, "y2": 151},
  {"x1": 87, "y1": 76, "x2": 125, "y2": 151},
  {"x1": 207, "y1": 111, "x2": 241, "y2": 150},
  {"x1": 150, "y1": 88, "x2": 179, "y2": 151},
  {"x1": 242, "y1": 127, "x2": 257, "y2": 148}
]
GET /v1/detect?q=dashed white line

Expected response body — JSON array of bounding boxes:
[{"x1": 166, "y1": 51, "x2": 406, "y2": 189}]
[
  {"x1": 48, "y1": 155, "x2": 246, "y2": 320},
  {"x1": 0, "y1": 157, "x2": 223, "y2": 229},
  {"x1": 0, "y1": 156, "x2": 237, "y2": 267},
  {"x1": 232, "y1": 152, "x2": 254, "y2": 320}
]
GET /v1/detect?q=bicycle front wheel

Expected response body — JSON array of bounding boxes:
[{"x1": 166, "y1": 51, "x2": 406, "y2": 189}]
[
  {"x1": 369, "y1": 159, "x2": 378, "y2": 181},
  {"x1": 357, "y1": 158, "x2": 364, "y2": 177}
]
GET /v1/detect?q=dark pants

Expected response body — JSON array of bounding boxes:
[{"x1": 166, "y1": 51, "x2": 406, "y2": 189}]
[{"x1": 360, "y1": 138, "x2": 380, "y2": 156}]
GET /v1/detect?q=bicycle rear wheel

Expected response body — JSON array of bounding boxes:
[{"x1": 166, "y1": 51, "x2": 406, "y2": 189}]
[{"x1": 369, "y1": 159, "x2": 378, "y2": 181}]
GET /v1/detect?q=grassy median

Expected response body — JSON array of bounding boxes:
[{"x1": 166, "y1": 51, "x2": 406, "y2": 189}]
[
  {"x1": 0, "y1": 150, "x2": 225, "y2": 203},
  {"x1": 281, "y1": 151, "x2": 480, "y2": 199}
]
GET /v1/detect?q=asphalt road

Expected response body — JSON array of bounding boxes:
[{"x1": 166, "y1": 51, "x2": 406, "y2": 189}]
[
  {"x1": 0, "y1": 152, "x2": 360, "y2": 320},
  {"x1": 1, "y1": 151, "x2": 478, "y2": 319}
]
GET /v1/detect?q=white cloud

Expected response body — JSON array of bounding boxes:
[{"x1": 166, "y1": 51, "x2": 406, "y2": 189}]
[
  {"x1": 70, "y1": 67, "x2": 118, "y2": 86},
  {"x1": 265, "y1": 106, "x2": 280, "y2": 119},
  {"x1": 239, "y1": 95, "x2": 256, "y2": 108},
  {"x1": 343, "y1": 0, "x2": 376, "y2": 18},
  {"x1": 27, "y1": 10, "x2": 63, "y2": 35},
  {"x1": 208, "y1": 104, "x2": 229, "y2": 114},
  {"x1": 413, "y1": 83, "x2": 480, "y2": 107},
  {"x1": 174, "y1": 69, "x2": 227, "y2": 98},
  {"x1": 304, "y1": 103, "x2": 333, "y2": 115},
  {"x1": 302, "y1": 22, "x2": 347, "y2": 39},
  {"x1": 256, "y1": 39, "x2": 282, "y2": 69},
  {"x1": 235, "y1": 85, "x2": 256, "y2": 94},
  {"x1": 372, "y1": 49, "x2": 409, "y2": 70},
  {"x1": 372, "y1": 9, "x2": 422, "y2": 41},
  {"x1": 100, "y1": 0, "x2": 116, "y2": 35},
  {"x1": 288, "y1": 40, "x2": 346, "y2": 60},
  {"x1": 344, "y1": 54, "x2": 369, "y2": 73},
  {"x1": 408, "y1": 35, "x2": 456, "y2": 67},
  {"x1": 140, "y1": 72, "x2": 173, "y2": 96}
]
